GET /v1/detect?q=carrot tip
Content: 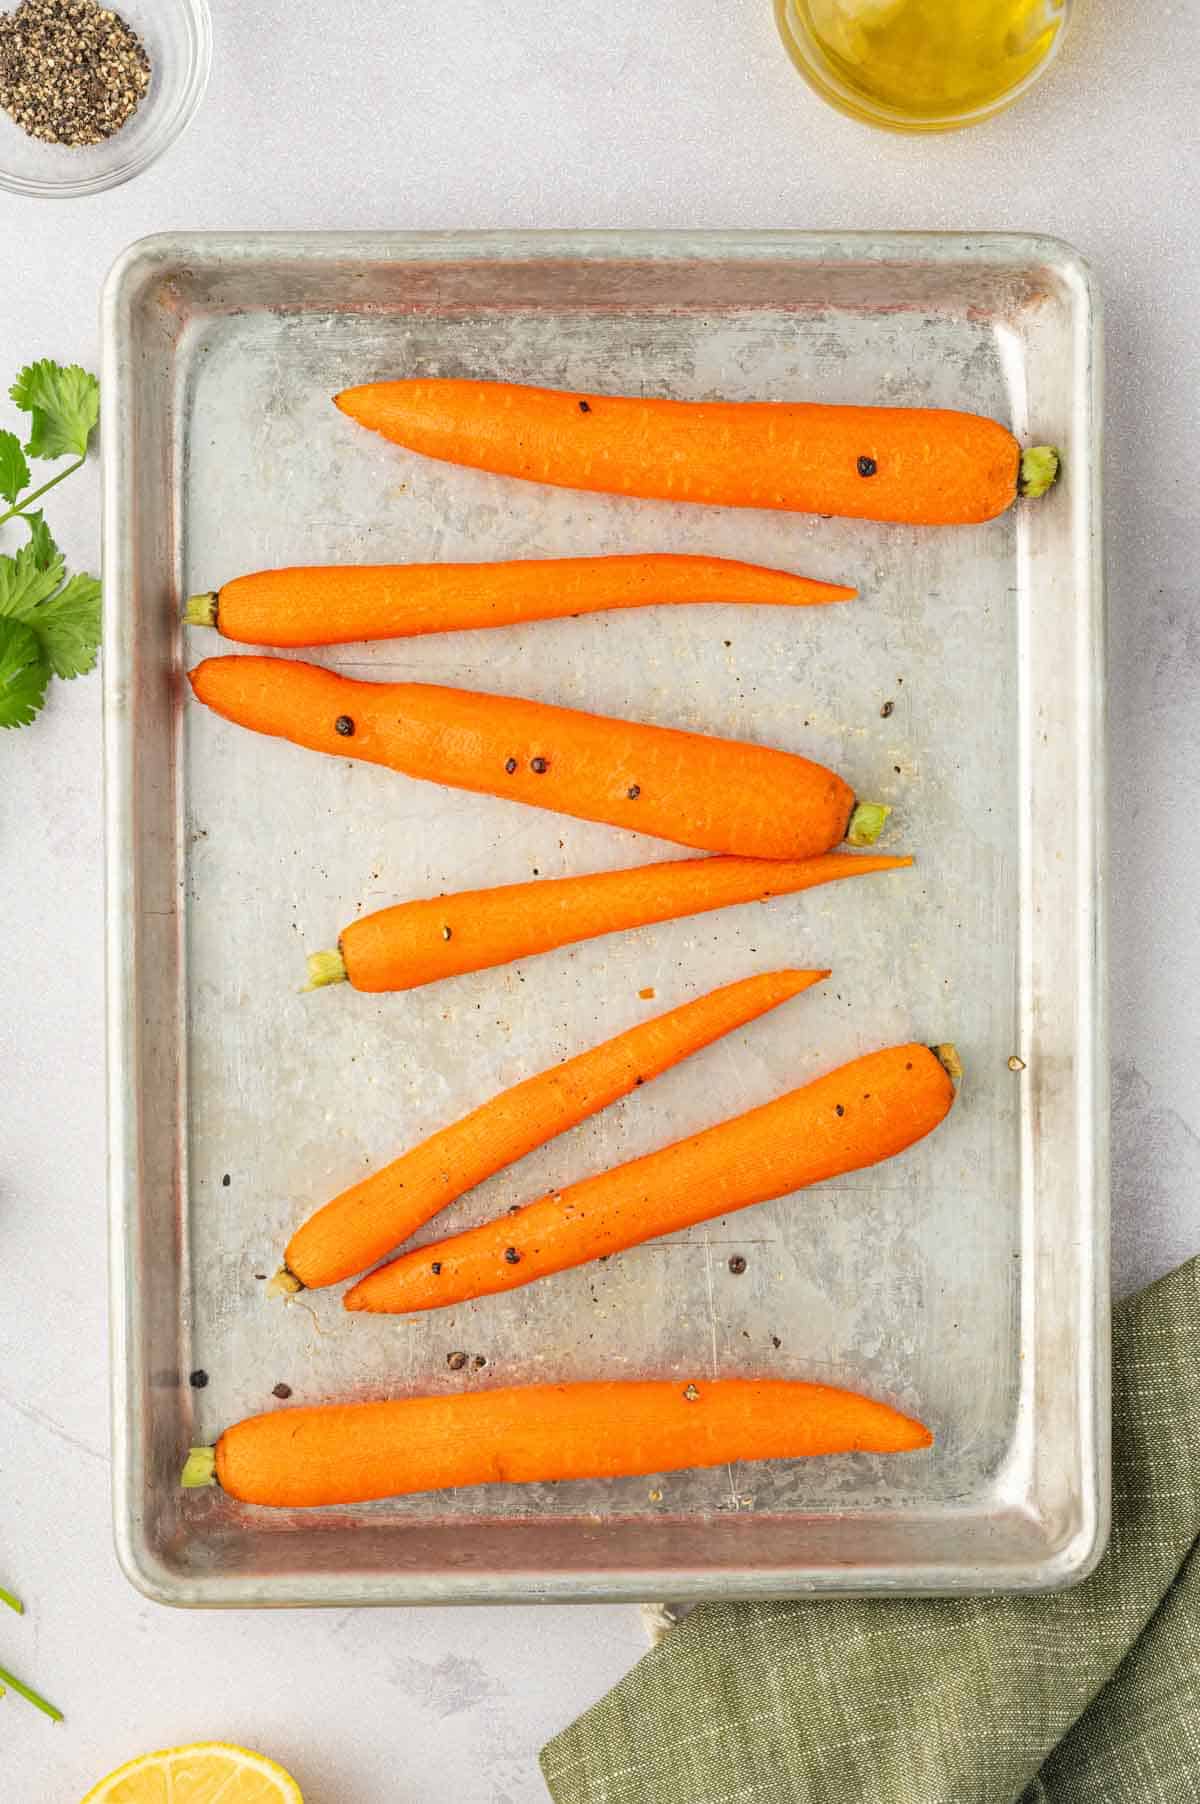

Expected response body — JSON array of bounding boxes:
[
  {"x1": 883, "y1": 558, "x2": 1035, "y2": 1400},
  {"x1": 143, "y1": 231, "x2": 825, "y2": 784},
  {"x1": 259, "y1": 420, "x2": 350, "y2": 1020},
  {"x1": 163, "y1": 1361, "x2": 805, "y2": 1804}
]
[
  {"x1": 846, "y1": 801, "x2": 891, "y2": 848},
  {"x1": 181, "y1": 1447, "x2": 217, "y2": 1490},
  {"x1": 184, "y1": 592, "x2": 219, "y2": 629},
  {"x1": 303, "y1": 948, "x2": 348, "y2": 993},
  {"x1": 932, "y1": 1043, "x2": 964, "y2": 1082},
  {"x1": 266, "y1": 1265, "x2": 304, "y2": 1299},
  {"x1": 1019, "y1": 446, "x2": 1060, "y2": 500}
]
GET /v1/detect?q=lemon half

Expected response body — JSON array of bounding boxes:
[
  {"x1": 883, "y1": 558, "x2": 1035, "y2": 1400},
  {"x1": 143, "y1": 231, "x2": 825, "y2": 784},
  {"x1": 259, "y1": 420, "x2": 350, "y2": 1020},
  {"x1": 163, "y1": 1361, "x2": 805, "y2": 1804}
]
[{"x1": 81, "y1": 1741, "x2": 303, "y2": 1803}]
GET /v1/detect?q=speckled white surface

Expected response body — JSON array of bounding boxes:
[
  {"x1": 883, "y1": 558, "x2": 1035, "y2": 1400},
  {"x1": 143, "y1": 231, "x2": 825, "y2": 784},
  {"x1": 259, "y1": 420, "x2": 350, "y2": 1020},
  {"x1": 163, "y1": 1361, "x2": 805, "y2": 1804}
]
[{"x1": 1, "y1": 1, "x2": 1198, "y2": 1799}]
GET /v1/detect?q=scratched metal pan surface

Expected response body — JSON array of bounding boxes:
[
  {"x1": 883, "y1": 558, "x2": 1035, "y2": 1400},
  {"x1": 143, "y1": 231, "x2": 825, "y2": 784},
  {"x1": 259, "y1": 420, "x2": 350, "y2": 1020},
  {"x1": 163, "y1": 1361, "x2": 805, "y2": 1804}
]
[{"x1": 102, "y1": 232, "x2": 1106, "y2": 1606}]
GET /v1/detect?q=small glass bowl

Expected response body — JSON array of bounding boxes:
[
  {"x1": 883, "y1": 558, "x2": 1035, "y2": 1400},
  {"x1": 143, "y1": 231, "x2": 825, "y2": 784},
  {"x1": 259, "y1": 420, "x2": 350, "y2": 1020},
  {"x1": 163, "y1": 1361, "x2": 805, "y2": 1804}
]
[
  {"x1": 774, "y1": 0, "x2": 1072, "y2": 134},
  {"x1": 0, "y1": 0, "x2": 211, "y2": 198}
]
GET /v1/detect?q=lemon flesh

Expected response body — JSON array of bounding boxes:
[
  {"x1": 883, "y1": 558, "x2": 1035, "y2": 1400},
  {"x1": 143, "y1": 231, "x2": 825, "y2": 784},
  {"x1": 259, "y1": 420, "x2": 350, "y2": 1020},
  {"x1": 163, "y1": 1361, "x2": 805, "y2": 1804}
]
[{"x1": 81, "y1": 1742, "x2": 302, "y2": 1804}]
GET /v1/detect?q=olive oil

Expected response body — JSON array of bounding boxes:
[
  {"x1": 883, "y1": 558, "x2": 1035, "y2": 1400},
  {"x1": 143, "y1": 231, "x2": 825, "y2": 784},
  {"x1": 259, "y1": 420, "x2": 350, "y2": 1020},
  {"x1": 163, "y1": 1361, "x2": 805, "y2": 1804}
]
[{"x1": 776, "y1": 0, "x2": 1069, "y2": 131}]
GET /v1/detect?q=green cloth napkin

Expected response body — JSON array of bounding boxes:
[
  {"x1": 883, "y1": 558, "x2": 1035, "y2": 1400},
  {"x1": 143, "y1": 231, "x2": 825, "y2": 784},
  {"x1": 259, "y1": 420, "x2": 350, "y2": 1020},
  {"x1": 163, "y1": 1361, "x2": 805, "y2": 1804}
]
[{"x1": 542, "y1": 1257, "x2": 1200, "y2": 1804}]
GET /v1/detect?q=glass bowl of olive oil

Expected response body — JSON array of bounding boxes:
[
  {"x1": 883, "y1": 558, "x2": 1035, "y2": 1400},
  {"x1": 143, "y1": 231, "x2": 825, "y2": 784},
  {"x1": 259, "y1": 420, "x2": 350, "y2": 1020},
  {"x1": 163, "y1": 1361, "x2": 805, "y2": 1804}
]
[{"x1": 775, "y1": 0, "x2": 1071, "y2": 132}]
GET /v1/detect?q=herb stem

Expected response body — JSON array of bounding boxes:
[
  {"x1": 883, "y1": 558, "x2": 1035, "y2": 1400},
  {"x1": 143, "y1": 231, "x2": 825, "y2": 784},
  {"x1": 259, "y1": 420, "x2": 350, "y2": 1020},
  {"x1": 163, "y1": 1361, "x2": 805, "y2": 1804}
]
[
  {"x1": 0, "y1": 456, "x2": 85, "y2": 530},
  {"x1": 0, "y1": 1662, "x2": 63, "y2": 1722},
  {"x1": 0, "y1": 1585, "x2": 23, "y2": 1614}
]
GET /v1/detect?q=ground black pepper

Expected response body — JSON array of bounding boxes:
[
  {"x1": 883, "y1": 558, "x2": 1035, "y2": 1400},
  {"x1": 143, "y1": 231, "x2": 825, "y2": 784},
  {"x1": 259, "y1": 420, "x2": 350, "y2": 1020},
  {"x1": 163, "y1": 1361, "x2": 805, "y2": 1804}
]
[{"x1": 0, "y1": 0, "x2": 150, "y2": 146}]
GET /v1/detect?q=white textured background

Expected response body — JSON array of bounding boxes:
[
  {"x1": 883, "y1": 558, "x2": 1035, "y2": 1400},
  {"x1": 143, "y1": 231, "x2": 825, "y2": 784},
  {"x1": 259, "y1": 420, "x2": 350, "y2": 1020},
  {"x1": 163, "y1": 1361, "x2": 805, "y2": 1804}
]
[{"x1": 1, "y1": 2, "x2": 1198, "y2": 1800}]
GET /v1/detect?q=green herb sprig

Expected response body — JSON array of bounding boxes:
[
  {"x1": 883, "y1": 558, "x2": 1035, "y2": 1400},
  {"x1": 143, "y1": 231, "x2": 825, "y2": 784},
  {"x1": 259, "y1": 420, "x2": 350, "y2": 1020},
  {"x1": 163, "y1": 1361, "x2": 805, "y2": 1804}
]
[
  {"x1": 0, "y1": 360, "x2": 101, "y2": 731},
  {"x1": 0, "y1": 1583, "x2": 61, "y2": 1721}
]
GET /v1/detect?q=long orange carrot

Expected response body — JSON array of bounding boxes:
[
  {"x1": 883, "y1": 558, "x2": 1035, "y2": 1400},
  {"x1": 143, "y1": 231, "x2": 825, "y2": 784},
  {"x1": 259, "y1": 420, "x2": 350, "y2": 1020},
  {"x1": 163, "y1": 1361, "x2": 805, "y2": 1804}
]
[
  {"x1": 305, "y1": 850, "x2": 911, "y2": 995},
  {"x1": 181, "y1": 1378, "x2": 933, "y2": 1507},
  {"x1": 277, "y1": 969, "x2": 828, "y2": 1293},
  {"x1": 189, "y1": 656, "x2": 884, "y2": 862},
  {"x1": 344, "y1": 1043, "x2": 958, "y2": 1316},
  {"x1": 185, "y1": 554, "x2": 855, "y2": 646},
  {"x1": 335, "y1": 378, "x2": 1060, "y2": 527}
]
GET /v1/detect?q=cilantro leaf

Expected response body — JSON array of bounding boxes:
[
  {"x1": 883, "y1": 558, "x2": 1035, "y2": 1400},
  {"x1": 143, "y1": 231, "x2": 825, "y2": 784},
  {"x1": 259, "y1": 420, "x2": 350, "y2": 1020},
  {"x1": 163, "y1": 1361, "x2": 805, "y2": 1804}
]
[
  {"x1": 0, "y1": 617, "x2": 50, "y2": 729},
  {"x1": 34, "y1": 571, "x2": 101, "y2": 679},
  {"x1": 10, "y1": 361, "x2": 100, "y2": 461},
  {"x1": 24, "y1": 510, "x2": 58, "y2": 570},
  {"x1": 0, "y1": 543, "x2": 101, "y2": 682},
  {"x1": 0, "y1": 428, "x2": 29, "y2": 502},
  {"x1": 0, "y1": 542, "x2": 65, "y2": 620}
]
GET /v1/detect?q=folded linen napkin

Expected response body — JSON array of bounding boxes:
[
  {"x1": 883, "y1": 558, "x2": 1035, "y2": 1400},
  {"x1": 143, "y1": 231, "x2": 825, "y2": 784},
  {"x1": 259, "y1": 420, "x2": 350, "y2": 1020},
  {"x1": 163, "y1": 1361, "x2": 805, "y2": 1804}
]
[{"x1": 542, "y1": 1257, "x2": 1200, "y2": 1804}]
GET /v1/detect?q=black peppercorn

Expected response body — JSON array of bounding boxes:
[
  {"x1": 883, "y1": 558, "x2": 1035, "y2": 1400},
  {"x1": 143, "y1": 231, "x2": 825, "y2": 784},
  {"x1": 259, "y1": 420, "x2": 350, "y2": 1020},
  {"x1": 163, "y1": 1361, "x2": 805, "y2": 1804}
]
[
  {"x1": 728, "y1": 1254, "x2": 747, "y2": 1275},
  {"x1": 447, "y1": 1351, "x2": 468, "y2": 1371},
  {"x1": 531, "y1": 757, "x2": 549, "y2": 774},
  {"x1": 272, "y1": 1382, "x2": 292, "y2": 1400},
  {"x1": 579, "y1": 400, "x2": 591, "y2": 413},
  {"x1": 857, "y1": 456, "x2": 878, "y2": 478},
  {"x1": 505, "y1": 757, "x2": 518, "y2": 774},
  {"x1": 431, "y1": 1261, "x2": 442, "y2": 1275},
  {"x1": 189, "y1": 1369, "x2": 208, "y2": 1389},
  {"x1": 627, "y1": 784, "x2": 641, "y2": 799},
  {"x1": 0, "y1": 0, "x2": 152, "y2": 147},
  {"x1": 335, "y1": 715, "x2": 355, "y2": 736},
  {"x1": 504, "y1": 1246, "x2": 521, "y2": 1264},
  {"x1": 835, "y1": 1104, "x2": 845, "y2": 1117}
]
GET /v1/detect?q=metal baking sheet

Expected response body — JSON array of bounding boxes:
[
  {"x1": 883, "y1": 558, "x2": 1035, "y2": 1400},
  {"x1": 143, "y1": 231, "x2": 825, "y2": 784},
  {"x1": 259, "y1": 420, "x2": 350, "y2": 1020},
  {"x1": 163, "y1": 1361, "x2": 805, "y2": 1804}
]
[{"x1": 103, "y1": 231, "x2": 1107, "y2": 1605}]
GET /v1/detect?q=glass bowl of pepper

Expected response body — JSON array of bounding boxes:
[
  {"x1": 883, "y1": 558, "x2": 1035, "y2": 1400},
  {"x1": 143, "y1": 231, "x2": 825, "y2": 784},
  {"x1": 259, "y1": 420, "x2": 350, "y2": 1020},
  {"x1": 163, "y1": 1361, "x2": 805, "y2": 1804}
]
[{"x1": 0, "y1": 0, "x2": 210, "y2": 197}]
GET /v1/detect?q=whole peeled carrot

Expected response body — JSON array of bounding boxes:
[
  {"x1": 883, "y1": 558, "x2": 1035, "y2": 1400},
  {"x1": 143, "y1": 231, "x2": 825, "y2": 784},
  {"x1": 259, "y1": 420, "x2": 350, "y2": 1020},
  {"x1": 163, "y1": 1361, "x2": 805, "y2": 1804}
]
[
  {"x1": 276, "y1": 968, "x2": 828, "y2": 1294},
  {"x1": 189, "y1": 656, "x2": 886, "y2": 861},
  {"x1": 344, "y1": 1043, "x2": 959, "y2": 1315},
  {"x1": 185, "y1": 553, "x2": 855, "y2": 646},
  {"x1": 305, "y1": 849, "x2": 911, "y2": 995},
  {"x1": 335, "y1": 378, "x2": 1060, "y2": 527},
  {"x1": 181, "y1": 1378, "x2": 933, "y2": 1507}
]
